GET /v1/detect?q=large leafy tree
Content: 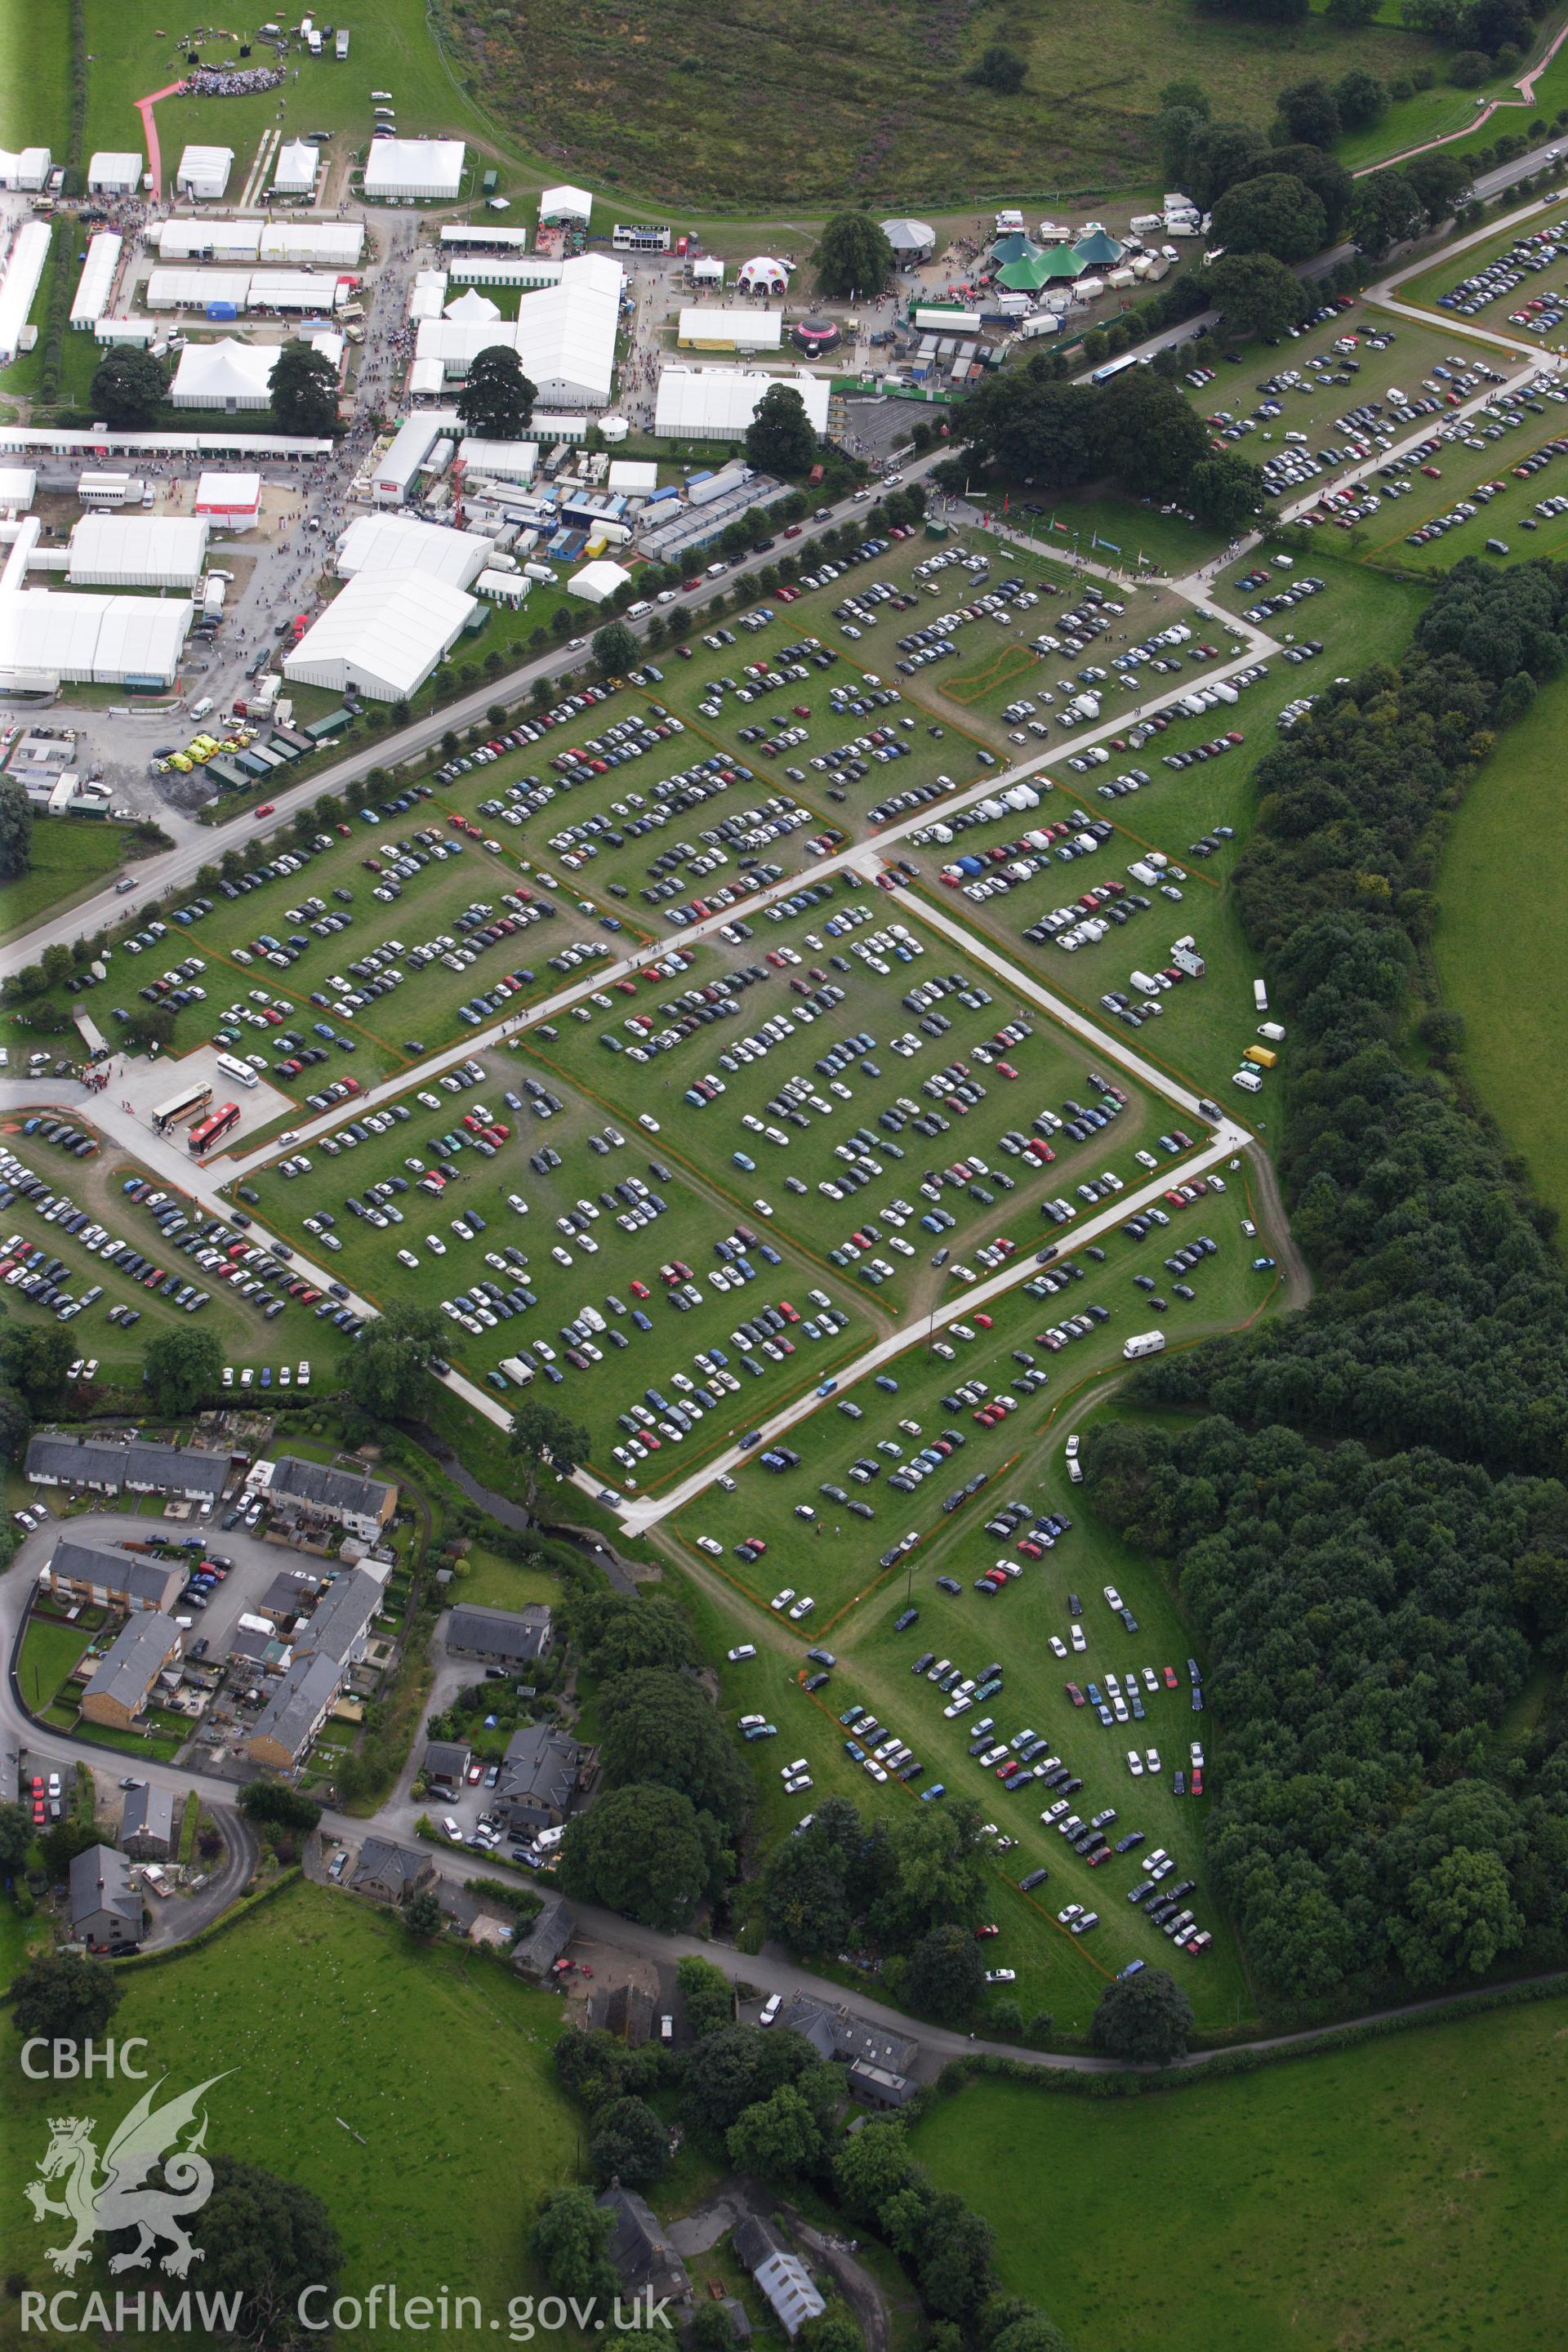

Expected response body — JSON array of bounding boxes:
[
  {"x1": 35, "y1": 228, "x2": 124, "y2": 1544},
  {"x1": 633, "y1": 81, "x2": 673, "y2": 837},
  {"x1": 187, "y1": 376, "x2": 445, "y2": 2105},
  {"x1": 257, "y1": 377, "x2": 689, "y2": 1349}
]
[
  {"x1": 572, "y1": 1592, "x2": 693, "y2": 1679},
  {"x1": 1203, "y1": 252, "x2": 1306, "y2": 341},
  {"x1": 1273, "y1": 75, "x2": 1341, "y2": 148},
  {"x1": 682, "y1": 2024, "x2": 820, "y2": 2135},
  {"x1": 1257, "y1": 144, "x2": 1353, "y2": 240},
  {"x1": 726, "y1": 2082, "x2": 824, "y2": 2176},
  {"x1": 176, "y1": 2157, "x2": 341, "y2": 2351},
  {"x1": 270, "y1": 341, "x2": 341, "y2": 435},
  {"x1": 675, "y1": 1953, "x2": 734, "y2": 2037},
  {"x1": 90, "y1": 347, "x2": 169, "y2": 426},
  {"x1": 591, "y1": 620, "x2": 640, "y2": 677},
  {"x1": 0, "y1": 1801, "x2": 33, "y2": 1872},
  {"x1": 588, "y1": 2093, "x2": 670, "y2": 2186},
  {"x1": 1089, "y1": 1967, "x2": 1196, "y2": 2064},
  {"x1": 1188, "y1": 451, "x2": 1265, "y2": 534},
  {"x1": 810, "y1": 211, "x2": 893, "y2": 297},
  {"x1": 0, "y1": 776, "x2": 31, "y2": 882},
  {"x1": 744, "y1": 383, "x2": 818, "y2": 477},
  {"x1": 1210, "y1": 172, "x2": 1329, "y2": 265},
  {"x1": 529, "y1": 2186, "x2": 617, "y2": 2303},
  {"x1": 10, "y1": 1953, "x2": 122, "y2": 2044},
  {"x1": 559, "y1": 1784, "x2": 728, "y2": 1929},
  {"x1": 508, "y1": 1398, "x2": 590, "y2": 1509},
  {"x1": 598, "y1": 1667, "x2": 752, "y2": 1831},
  {"x1": 457, "y1": 345, "x2": 537, "y2": 439},
  {"x1": 345, "y1": 1300, "x2": 447, "y2": 1420},
  {"x1": 143, "y1": 1325, "x2": 223, "y2": 1414},
  {"x1": 1185, "y1": 121, "x2": 1271, "y2": 209},
  {"x1": 903, "y1": 1923, "x2": 985, "y2": 2022},
  {"x1": 0, "y1": 1325, "x2": 69, "y2": 1413}
]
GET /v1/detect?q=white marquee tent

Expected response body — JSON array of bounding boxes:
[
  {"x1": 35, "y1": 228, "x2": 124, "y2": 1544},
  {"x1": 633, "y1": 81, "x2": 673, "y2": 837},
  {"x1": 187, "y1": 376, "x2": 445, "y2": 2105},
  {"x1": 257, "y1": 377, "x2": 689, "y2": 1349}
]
[
  {"x1": 363, "y1": 140, "x2": 466, "y2": 201},
  {"x1": 678, "y1": 306, "x2": 782, "y2": 351},
  {"x1": 737, "y1": 256, "x2": 791, "y2": 296},
  {"x1": 654, "y1": 366, "x2": 830, "y2": 443},
  {"x1": 69, "y1": 235, "x2": 122, "y2": 332},
  {"x1": 334, "y1": 510, "x2": 490, "y2": 591},
  {"x1": 0, "y1": 223, "x2": 53, "y2": 368},
  {"x1": 171, "y1": 340, "x2": 278, "y2": 412},
  {"x1": 175, "y1": 145, "x2": 234, "y2": 200},
  {"x1": 539, "y1": 185, "x2": 593, "y2": 223},
  {"x1": 87, "y1": 152, "x2": 142, "y2": 194},
  {"x1": 68, "y1": 513, "x2": 209, "y2": 590},
  {"x1": 272, "y1": 140, "x2": 319, "y2": 198},
  {"x1": 0, "y1": 589, "x2": 190, "y2": 688},
  {"x1": 568, "y1": 558, "x2": 631, "y2": 605},
  {"x1": 444, "y1": 287, "x2": 500, "y2": 323},
  {"x1": 284, "y1": 571, "x2": 475, "y2": 700}
]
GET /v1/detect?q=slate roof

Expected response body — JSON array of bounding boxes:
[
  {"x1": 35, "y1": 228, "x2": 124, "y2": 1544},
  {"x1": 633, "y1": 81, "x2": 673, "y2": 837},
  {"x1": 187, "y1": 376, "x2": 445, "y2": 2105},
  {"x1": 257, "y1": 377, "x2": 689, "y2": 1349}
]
[
  {"x1": 265, "y1": 1454, "x2": 395, "y2": 1521},
  {"x1": 47, "y1": 1537, "x2": 182, "y2": 1607},
  {"x1": 82, "y1": 1611, "x2": 180, "y2": 1713},
  {"x1": 122, "y1": 1782, "x2": 176, "y2": 1849},
  {"x1": 69, "y1": 1843, "x2": 141, "y2": 1934},
  {"x1": 246, "y1": 1650, "x2": 342, "y2": 1759},
  {"x1": 445, "y1": 1602, "x2": 551, "y2": 1664}
]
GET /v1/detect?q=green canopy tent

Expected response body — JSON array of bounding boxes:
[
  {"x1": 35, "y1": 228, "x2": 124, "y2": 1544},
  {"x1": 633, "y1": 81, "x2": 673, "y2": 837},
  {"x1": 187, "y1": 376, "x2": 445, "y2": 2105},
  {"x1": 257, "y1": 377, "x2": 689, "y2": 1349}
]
[{"x1": 1073, "y1": 228, "x2": 1125, "y2": 270}]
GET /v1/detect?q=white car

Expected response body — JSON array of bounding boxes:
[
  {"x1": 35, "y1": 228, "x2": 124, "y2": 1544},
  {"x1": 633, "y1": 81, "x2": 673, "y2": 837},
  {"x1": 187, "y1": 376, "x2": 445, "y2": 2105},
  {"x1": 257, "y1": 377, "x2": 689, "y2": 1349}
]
[
  {"x1": 639, "y1": 1113, "x2": 661, "y2": 1132},
  {"x1": 782, "y1": 1757, "x2": 808, "y2": 1778},
  {"x1": 983, "y1": 1967, "x2": 1016, "y2": 1984},
  {"x1": 1146, "y1": 1748, "x2": 1161, "y2": 1773},
  {"x1": 1126, "y1": 1749, "x2": 1144, "y2": 1776},
  {"x1": 1049, "y1": 1634, "x2": 1067, "y2": 1658},
  {"x1": 738, "y1": 1713, "x2": 768, "y2": 1731},
  {"x1": 788, "y1": 1595, "x2": 816, "y2": 1620},
  {"x1": 1070, "y1": 1626, "x2": 1087, "y2": 1651},
  {"x1": 759, "y1": 1993, "x2": 782, "y2": 2026},
  {"x1": 728, "y1": 1643, "x2": 757, "y2": 1663},
  {"x1": 1065, "y1": 1433, "x2": 1080, "y2": 1461},
  {"x1": 221, "y1": 1366, "x2": 234, "y2": 1387},
  {"x1": 1190, "y1": 1741, "x2": 1205, "y2": 1767},
  {"x1": 696, "y1": 1535, "x2": 723, "y2": 1557},
  {"x1": 1057, "y1": 1903, "x2": 1083, "y2": 1926},
  {"x1": 770, "y1": 1588, "x2": 795, "y2": 1612},
  {"x1": 1103, "y1": 1584, "x2": 1123, "y2": 1610}
]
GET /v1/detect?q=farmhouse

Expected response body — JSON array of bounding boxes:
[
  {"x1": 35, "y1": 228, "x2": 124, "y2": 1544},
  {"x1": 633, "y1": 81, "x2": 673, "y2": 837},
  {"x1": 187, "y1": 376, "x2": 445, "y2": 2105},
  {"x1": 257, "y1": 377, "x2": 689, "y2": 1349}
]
[
  {"x1": 249, "y1": 1455, "x2": 397, "y2": 1544},
  {"x1": 79, "y1": 1612, "x2": 183, "y2": 1729},
  {"x1": 24, "y1": 1432, "x2": 229, "y2": 1504},
  {"x1": 350, "y1": 1838, "x2": 437, "y2": 1905},
  {"x1": 121, "y1": 1782, "x2": 176, "y2": 1861},
  {"x1": 510, "y1": 1893, "x2": 577, "y2": 1977},
  {"x1": 39, "y1": 1537, "x2": 185, "y2": 1615},
  {"x1": 495, "y1": 1723, "x2": 586, "y2": 1833},
  {"x1": 729, "y1": 2219, "x2": 826, "y2": 2340},
  {"x1": 596, "y1": 2189, "x2": 693, "y2": 2322},
  {"x1": 773, "y1": 1994, "x2": 918, "y2": 2074},
  {"x1": 69, "y1": 1846, "x2": 143, "y2": 1951},
  {"x1": 443, "y1": 1602, "x2": 552, "y2": 1670}
]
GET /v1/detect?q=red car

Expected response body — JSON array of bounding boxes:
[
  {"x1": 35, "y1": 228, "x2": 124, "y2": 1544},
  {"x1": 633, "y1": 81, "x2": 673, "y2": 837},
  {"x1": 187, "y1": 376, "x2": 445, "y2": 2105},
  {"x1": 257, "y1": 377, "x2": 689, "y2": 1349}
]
[
  {"x1": 630, "y1": 1280, "x2": 650, "y2": 1298},
  {"x1": 973, "y1": 1923, "x2": 1000, "y2": 1939},
  {"x1": 1065, "y1": 1682, "x2": 1085, "y2": 1707},
  {"x1": 1191, "y1": 1766, "x2": 1205, "y2": 1797},
  {"x1": 974, "y1": 1312, "x2": 993, "y2": 1329},
  {"x1": 256, "y1": 803, "x2": 275, "y2": 819},
  {"x1": 1162, "y1": 1666, "x2": 1178, "y2": 1689}
]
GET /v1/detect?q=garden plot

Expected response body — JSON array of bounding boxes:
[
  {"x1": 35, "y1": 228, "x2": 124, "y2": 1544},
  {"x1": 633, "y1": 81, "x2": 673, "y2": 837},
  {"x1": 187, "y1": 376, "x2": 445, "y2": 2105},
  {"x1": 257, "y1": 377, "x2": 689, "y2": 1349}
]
[
  {"x1": 241, "y1": 1048, "x2": 877, "y2": 1468},
  {"x1": 675, "y1": 1200, "x2": 1273, "y2": 1610},
  {"x1": 0, "y1": 1120, "x2": 291, "y2": 1386}
]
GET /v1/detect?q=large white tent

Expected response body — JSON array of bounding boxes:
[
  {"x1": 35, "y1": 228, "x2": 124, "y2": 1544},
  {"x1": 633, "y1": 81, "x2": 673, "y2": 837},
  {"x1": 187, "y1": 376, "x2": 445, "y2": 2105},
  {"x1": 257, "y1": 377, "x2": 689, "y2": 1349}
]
[
  {"x1": 413, "y1": 252, "x2": 622, "y2": 406},
  {"x1": 69, "y1": 235, "x2": 122, "y2": 332},
  {"x1": 87, "y1": 151, "x2": 142, "y2": 195},
  {"x1": 737, "y1": 256, "x2": 791, "y2": 295},
  {"x1": 654, "y1": 366, "x2": 830, "y2": 443},
  {"x1": 259, "y1": 221, "x2": 365, "y2": 266},
  {"x1": 444, "y1": 287, "x2": 500, "y2": 323},
  {"x1": 194, "y1": 470, "x2": 262, "y2": 525},
  {"x1": 539, "y1": 184, "x2": 593, "y2": 223},
  {"x1": 678, "y1": 307, "x2": 782, "y2": 352},
  {"x1": 272, "y1": 140, "x2": 319, "y2": 198},
  {"x1": 457, "y1": 438, "x2": 539, "y2": 483},
  {"x1": 882, "y1": 217, "x2": 937, "y2": 262},
  {"x1": 0, "y1": 466, "x2": 37, "y2": 508},
  {"x1": 157, "y1": 218, "x2": 261, "y2": 261},
  {"x1": 171, "y1": 340, "x2": 278, "y2": 412},
  {"x1": 284, "y1": 571, "x2": 474, "y2": 700},
  {"x1": 0, "y1": 589, "x2": 190, "y2": 688},
  {"x1": 0, "y1": 223, "x2": 53, "y2": 368},
  {"x1": 568, "y1": 558, "x2": 630, "y2": 605},
  {"x1": 0, "y1": 149, "x2": 51, "y2": 191},
  {"x1": 175, "y1": 145, "x2": 234, "y2": 201},
  {"x1": 68, "y1": 514, "x2": 209, "y2": 590},
  {"x1": 335, "y1": 511, "x2": 490, "y2": 591},
  {"x1": 363, "y1": 140, "x2": 466, "y2": 201}
]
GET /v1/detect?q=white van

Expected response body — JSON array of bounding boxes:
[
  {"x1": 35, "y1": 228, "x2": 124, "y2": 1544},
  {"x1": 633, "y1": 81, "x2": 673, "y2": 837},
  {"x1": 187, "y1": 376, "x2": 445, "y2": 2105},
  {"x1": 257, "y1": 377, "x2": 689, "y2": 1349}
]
[
  {"x1": 442, "y1": 1815, "x2": 462, "y2": 1841},
  {"x1": 189, "y1": 696, "x2": 215, "y2": 720},
  {"x1": 1232, "y1": 1067, "x2": 1263, "y2": 1094},
  {"x1": 1123, "y1": 1330, "x2": 1167, "y2": 1360}
]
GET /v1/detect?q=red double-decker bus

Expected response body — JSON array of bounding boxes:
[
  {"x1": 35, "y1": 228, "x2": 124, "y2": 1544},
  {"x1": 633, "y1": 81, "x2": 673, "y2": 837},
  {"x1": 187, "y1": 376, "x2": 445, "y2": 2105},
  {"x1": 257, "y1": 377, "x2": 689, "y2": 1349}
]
[{"x1": 188, "y1": 1102, "x2": 241, "y2": 1156}]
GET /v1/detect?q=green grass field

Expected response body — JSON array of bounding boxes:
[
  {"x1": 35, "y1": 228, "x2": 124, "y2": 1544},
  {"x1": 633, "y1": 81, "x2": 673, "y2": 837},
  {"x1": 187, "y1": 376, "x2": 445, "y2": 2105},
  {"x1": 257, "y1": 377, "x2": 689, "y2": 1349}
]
[
  {"x1": 1, "y1": 1878, "x2": 578, "y2": 2352},
  {"x1": 908, "y1": 1994, "x2": 1568, "y2": 2352},
  {"x1": 0, "y1": 822, "x2": 143, "y2": 945},
  {"x1": 1433, "y1": 659, "x2": 1568, "y2": 1233},
  {"x1": 14, "y1": 1611, "x2": 94, "y2": 1713},
  {"x1": 439, "y1": 0, "x2": 1433, "y2": 210}
]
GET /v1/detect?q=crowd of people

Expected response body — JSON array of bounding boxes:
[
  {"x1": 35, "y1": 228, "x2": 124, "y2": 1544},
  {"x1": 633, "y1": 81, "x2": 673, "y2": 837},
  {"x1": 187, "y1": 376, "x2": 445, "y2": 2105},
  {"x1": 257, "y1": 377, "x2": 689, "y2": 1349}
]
[{"x1": 176, "y1": 64, "x2": 285, "y2": 98}]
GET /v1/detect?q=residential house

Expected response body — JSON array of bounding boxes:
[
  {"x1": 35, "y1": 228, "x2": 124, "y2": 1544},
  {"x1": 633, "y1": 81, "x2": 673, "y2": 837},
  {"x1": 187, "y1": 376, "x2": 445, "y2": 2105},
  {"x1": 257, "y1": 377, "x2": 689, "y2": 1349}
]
[
  {"x1": 244, "y1": 1650, "x2": 345, "y2": 1771},
  {"x1": 510, "y1": 1894, "x2": 576, "y2": 1978},
  {"x1": 729, "y1": 2220, "x2": 826, "y2": 2341},
  {"x1": 121, "y1": 1782, "x2": 176, "y2": 1861},
  {"x1": 24, "y1": 1433, "x2": 228, "y2": 1505},
  {"x1": 256, "y1": 1568, "x2": 322, "y2": 1626},
  {"x1": 443, "y1": 1601, "x2": 552, "y2": 1671},
  {"x1": 243, "y1": 1566, "x2": 382, "y2": 1771},
  {"x1": 349, "y1": 1838, "x2": 436, "y2": 1904},
  {"x1": 249, "y1": 1454, "x2": 397, "y2": 1544},
  {"x1": 495, "y1": 1722, "x2": 584, "y2": 1834},
  {"x1": 596, "y1": 2189, "x2": 693, "y2": 2323},
  {"x1": 421, "y1": 1739, "x2": 471, "y2": 1793},
  {"x1": 773, "y1": 1994, "x2": 918, "y2": 2075},
  {"x1": 40, "y1": 1537, "x2": 185, "y2": 1615},
  {"x1": 69, "y1": 1844, "x2": 144, "y2": 1951},
  {"x1": 79, "y1": 1612, "x2": 183, "y2": 1729},
  {"x1": 846, "y1": 2060, "x2": 919, "y2": 2109}
]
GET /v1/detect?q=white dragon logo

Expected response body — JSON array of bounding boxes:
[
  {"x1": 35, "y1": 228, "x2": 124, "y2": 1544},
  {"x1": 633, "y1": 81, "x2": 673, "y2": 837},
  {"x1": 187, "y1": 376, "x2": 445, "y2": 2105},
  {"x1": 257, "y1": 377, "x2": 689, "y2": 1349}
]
[{"x1": 24, "y1": 2073, "x2": 232, "y2": 2278}]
